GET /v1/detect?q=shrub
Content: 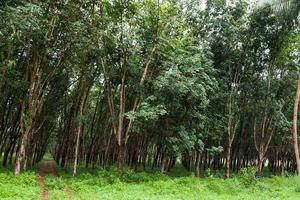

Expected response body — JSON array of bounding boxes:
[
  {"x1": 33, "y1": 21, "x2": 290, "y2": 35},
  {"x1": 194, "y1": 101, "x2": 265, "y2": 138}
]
[
  {"x1": 238, "y1": 167, "x2": 257, "y2": 186},
  {"x1": 45, "y1": 176, "x2": 64, "y2": 190}
]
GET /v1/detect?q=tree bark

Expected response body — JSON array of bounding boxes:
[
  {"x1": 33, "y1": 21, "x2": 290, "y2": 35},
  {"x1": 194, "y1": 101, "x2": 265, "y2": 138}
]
[
  {"x1": 225, "y1": 140, "x2": 233, "y2": 179},
  {"x1": 292, "y1": 75, "x2": 300, "y2": 175},
  {"x1": 256, "y1": 153, "x2": 264, "y2": 177},
  {"x1": 160, "y1": 155, "x2": 167, "y2": 173},
  {"x1": 73, "y1": 116, "x2": 83, "y2": 176},
  {"x1": 73, "y1": 82, "x2": 89, "y2": 176},
  {"x1": 117, "y1": 140, "x2": 126, "y2": 170},
  {"x1": 14, "y1": 102, "x2": 27, "y2": 176},
  {"x1": 195, "y1": 151, "x2": 202, "y2": 177}
]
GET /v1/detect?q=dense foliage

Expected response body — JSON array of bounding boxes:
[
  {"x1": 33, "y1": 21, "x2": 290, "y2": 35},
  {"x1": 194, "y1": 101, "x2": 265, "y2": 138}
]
[{"x1": 0, "y1": 0, "x2": 300, "y2": 179}]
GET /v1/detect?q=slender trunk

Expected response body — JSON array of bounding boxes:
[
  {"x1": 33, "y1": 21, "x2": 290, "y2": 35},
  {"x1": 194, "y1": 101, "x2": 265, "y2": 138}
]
[
  {"x1": 117, "y1": 140, "x2": 126, "y2": 170},
  {"x1": 256, "y1": 153, "x2": 264, "y2": 177},
  {"x1": 292, "y1": 75, "x2": 300, "y2": 175},
  {"x1": 2, "y1": 143, "x2": 12, "y2": 166},
  {"x1": 73, "y1": 121, "x2": 83, "y2": 176},
  {"x1": 104, "y1": 130, "x2": 112, "y2": 167},
  {"x1": 116, "y1": 67, "x2": 126, "y2": 170},
  {"x1": 9, "y1": 143, "x2": 16, "y2": 165},
  {"x1": 14, "y1": 103, "x2": 27, "y2": 176},
  {"x1": 73, "y1": 84, "x2": 89, "y2": 176},
  {"x1": 160, "y1": 155, "x2": 167, "y2": 173},
  {"x1": 225, "y1": 138, "x2": 233, "y2": 179},
  {"x1": 152, "y1": 141, "x2": 162, "y2": 169},
  {"x1": 195, "y1": 151, "x2": 202, "y2": 177},
  {"x1": 14, "y1": 141, "x2": 24, "y2": 176},
  {"x1": 225, "y1": 83, "x2": 235, "y2": 179}
]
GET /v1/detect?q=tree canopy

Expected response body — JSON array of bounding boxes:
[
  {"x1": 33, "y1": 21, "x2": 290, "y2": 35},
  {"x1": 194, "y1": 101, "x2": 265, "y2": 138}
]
[{"x1": 0, "y1": 0, "x2": 300, "y2": 178}]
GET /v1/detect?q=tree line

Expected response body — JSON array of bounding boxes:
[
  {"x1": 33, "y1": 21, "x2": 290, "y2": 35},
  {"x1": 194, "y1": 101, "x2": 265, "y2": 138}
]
[{"x1": 0, "y1": 0, "x2": 300, "y2": 178}]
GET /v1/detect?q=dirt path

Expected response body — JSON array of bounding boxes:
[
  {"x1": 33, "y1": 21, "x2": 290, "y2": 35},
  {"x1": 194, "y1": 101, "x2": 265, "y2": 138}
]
[{"x1": 38, "y1": 160, "x2": 72, "y2": 200}]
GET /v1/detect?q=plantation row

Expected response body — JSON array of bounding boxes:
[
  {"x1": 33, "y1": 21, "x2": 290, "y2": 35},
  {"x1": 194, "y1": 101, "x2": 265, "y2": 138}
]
[{"x1": 0, "y1": 0, "x2": 300, "y2": 178}]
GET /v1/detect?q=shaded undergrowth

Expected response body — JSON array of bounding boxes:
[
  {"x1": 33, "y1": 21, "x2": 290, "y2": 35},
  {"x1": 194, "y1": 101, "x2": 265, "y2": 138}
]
[
  {"x1": 0, "y1": 164, "x2": 41, "y2": 200},
  {"x1": 0, "y1": 157, "x2": 300, "y2": 200},
  {"x1": 54, "y1": 165, "x2": 300, "y2": 200}
]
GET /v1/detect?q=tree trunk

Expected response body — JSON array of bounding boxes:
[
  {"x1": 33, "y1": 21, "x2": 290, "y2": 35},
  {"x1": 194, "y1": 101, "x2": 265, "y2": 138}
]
[
  {"x1": 104, "y1": 130, "x2": 112, "y2": 167},
  {"x1": 73, "y1": 85, "x2": 89, "y2": 176},
  {"x1": 225, "y1": 138, "x2": 233, "y2": 179},
  {"x1": 292, "y1": 75, "x2": 300, "y2": 175},
  {"x1": 256, "y1": 153, "x2": 264, "y2": 177},
  {"x1": 73, "y1": 121, "x2": 83, "y2": 176},
  {"x1": 160, "y1": 155, "x2": 167, "y2": 173},
  {"x1": 14, "y1": 140, "x2": 25, "y2": 176},
  {"x1": 14, "y1": 103, "x2": 27, "y2": 176},
  {"x1": 117, "y1": 140, "x2": 126, "y2": 170},
  {"x1": 195, "y1": 151, "x2": 202, "y2": 177}
]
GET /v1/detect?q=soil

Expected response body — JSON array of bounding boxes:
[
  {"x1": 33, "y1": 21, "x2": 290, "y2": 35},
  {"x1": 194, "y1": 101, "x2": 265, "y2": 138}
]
[{"x1": 37, "y1": 160, "x2": 72, "y2": 200}]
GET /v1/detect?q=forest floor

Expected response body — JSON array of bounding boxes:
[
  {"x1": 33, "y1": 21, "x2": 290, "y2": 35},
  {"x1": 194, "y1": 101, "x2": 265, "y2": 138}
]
[
  {"x1": 37, "y1": 160, "x2": 72, "y2": 200},
  {"x1": 38, "y1": 160, "x2": 57, "y2": 200},
  {"x1": 0, "y1": 158, "x2": 300, "y2": 199}
]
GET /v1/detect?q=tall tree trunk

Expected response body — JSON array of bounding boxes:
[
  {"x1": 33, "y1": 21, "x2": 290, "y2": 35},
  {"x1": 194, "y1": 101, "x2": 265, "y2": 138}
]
[
  {"x1": 73, "y1": 84, "x2": 89, "y2": 176},
  {"x1": 225, "y1": 81, "x2": 238, "y2": 179},
  {"x1": 160, "y1": 154, "x2": 167, "y2": 173},
  {"x1": 225, "y1": 139, "x2": 232, "y2": 179},
  {"x1": 256, "y1": 153, "x2": 264, "y2": 177},
  {"x1": 195, "y1": 151, "x2": 202, "y2": 177},
  {"x1": 117, "y1": 140, "x2": 126, "y2": 170},
  {"x1": 14, "y1": 135, "x2": 26, "y2": 176},
  {"x1": 14, "y1": 103, "x2": 27, "y2": 176},
  {"x1": 117, "y1": 72, "x2": 126, "y2": 170},
  {"x1": 293, "y1": 75, "x2": 300, "y2": 175},
  {"x1": 73, "y1": 118, "x2": 83, "y2": 176}
]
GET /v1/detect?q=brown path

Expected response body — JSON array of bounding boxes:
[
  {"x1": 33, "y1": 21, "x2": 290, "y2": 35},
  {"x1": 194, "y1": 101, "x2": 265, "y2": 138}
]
[
  {"x1": 38, "y1": 161, "x2": 57, "y2": 200},
  {"x1": 38, "y1": 160, "x2": 73, "y2": 200}
]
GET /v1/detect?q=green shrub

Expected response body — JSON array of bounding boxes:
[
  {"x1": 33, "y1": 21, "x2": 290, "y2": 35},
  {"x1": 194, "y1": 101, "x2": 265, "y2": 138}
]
[
  {"x1": 204, "y1": 168, "x2": 213, "y2": 178},
  {"x1": 238, "y1": 167, "x2": 257, "y2": 186},
  {"x1": 45, "y1": 176, "x2": 64, "y2": 190}
]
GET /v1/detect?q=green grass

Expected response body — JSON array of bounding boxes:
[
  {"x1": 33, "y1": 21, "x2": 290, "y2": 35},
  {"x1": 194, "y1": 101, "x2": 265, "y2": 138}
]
[
  {"x1": 44, "y1": 176, "x2": 68, "y2": 200},
  {"x1": 0, "y1": 165, "x2": 41, "y2": 200},
  {"x1": 1, "y1": 158, "x2": 300, "y2": 200},
  {"x1": 53, "y1": 166, "x2": 300, "y2": 200}
]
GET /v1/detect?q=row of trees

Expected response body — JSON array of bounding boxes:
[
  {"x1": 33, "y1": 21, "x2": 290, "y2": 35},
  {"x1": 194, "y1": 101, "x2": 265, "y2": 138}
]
[{"x1": 0, "y1": 0, "x2": 299, "y2": 177}]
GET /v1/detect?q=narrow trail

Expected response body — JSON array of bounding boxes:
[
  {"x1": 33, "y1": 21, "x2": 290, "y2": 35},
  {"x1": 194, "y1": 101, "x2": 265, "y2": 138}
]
[{"x1": 37, "y1": 160, "x2": 73, "y2": 200}]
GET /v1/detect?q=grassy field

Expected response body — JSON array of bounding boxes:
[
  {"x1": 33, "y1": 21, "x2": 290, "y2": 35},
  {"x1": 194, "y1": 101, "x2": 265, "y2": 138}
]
[
  {"x1": 0, "y1": 166, "x2": 41, "y2": 199},
  {"x1": 1, "y1": 159, "x2": 300, "y2": 200},
  {"x1": 47, "y1": 168, "x2": 300, "y2": 200}
]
